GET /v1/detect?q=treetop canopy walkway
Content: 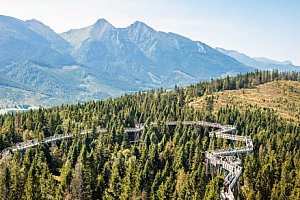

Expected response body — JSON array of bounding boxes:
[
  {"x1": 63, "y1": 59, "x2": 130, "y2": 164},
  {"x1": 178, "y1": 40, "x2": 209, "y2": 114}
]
[
  {"x1": 0, "y1": 120, "x2": 253, "y2": 199},
  {"x1": 205, "y1": 123, "x2": 253, "y2": 200}
]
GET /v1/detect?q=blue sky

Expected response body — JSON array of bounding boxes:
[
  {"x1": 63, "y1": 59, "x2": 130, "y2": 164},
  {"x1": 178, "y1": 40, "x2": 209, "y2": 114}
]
[{"x1": 1, "y1": 0, "x2": 300, "y2": 65}]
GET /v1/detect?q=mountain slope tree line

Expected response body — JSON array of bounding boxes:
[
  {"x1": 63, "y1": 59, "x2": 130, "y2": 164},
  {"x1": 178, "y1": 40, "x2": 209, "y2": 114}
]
[{"x1": 0, "y1": 70, "x2": 299, "y2": 199}]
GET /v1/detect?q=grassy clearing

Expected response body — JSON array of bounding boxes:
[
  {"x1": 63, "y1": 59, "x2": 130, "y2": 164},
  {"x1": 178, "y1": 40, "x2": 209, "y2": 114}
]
[{"x1": 191, "y1": 80, "x2": 300, "y2": 122}]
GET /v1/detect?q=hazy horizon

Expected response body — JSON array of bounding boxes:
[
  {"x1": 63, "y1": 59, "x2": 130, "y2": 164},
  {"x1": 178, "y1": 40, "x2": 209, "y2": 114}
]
[{"x1": 1, "y1": 0, "x2": 300, "y2": 65}]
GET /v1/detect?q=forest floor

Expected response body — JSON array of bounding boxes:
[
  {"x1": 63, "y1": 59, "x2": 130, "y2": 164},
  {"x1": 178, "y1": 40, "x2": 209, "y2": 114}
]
[{"x1": 191, "y1": 80, "x2": 300, "y2": 122}]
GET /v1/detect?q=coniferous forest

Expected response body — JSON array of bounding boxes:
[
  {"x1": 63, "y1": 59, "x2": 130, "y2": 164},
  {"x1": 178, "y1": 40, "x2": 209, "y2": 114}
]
[{"x1": 0, "y1": 70, "x2": 300, "y2": 200}]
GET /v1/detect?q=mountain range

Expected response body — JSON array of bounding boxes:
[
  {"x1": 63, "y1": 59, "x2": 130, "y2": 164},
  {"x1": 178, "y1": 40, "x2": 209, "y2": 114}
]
[
  {"x1": 216, "y1": 48, "x2": 300, "y2": 72},
  {"x1": 0, "y1": 15, "x2": 299, "y2": 109}
]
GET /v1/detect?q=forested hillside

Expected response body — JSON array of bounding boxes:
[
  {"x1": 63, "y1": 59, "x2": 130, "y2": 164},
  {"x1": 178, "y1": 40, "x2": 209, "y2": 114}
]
[{"x1": 0, "y1": 70, "x2": 299, "y2": 199}]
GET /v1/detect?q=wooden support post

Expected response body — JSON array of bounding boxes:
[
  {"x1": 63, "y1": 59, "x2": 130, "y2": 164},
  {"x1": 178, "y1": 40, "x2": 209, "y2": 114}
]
[
  {"x1": 51, "y1": 140, "x2": 57, "y2": 147},
  {"x1": 206, "y1": 159, "x2": 209, "y2": 175},
  {"x1": 237, "y1": 179, "x2": 240, "y2": 200},
  {"x1": 133, "y1": 131, "x2": 140, "y2": 145},
  {"x1": 210, "y1": 163, "x2": 215, "y2": 179},
  {"x1": 136, "y1": 131, "x2": 140, "y2": 145}
]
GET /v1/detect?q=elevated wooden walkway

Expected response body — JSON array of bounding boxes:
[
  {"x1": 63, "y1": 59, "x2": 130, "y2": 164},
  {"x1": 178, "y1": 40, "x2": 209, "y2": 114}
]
[{"x1": 0, "y1": 120, "x2": 253, "y2": 200}]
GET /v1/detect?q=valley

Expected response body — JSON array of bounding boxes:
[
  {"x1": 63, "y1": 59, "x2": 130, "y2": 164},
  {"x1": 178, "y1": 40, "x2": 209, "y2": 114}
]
[{"x1": 1, "y1": 15, "x2": 299, "y2": 108}]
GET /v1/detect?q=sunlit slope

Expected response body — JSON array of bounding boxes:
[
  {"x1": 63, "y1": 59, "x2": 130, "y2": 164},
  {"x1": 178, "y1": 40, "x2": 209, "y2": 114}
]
[{"x1": 191, "y1": 80, "x2": 300, "y2": 122}]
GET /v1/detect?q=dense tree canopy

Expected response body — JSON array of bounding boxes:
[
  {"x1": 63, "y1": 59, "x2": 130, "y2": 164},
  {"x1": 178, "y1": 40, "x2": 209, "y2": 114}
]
[{"x1": 0, "y1": 70, "x2": 299, "y2": 199}]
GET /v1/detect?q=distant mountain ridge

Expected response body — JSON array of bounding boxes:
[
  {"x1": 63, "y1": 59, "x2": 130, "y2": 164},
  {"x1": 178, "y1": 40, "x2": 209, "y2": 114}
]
[
  {"x1": 216, "y1": 47, "x2": 300, "y2": 71},
  {"x1": 60, "y1": 19, "x2": 251, "y2": 89},
  {"x1": 0, "y1": 15, "x2": 75, "y2": 67},
  {"x1": 0, "y1": 15, "x2": 297, "y2": 109}
]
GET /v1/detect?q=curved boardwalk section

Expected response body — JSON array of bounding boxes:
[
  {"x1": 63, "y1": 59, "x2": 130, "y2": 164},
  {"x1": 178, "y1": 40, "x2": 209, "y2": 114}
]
[
  {"x1": 0, "y1": 121, "x2": 253, "y2": 199},
  {"x1": 205, "y1": 124, "x2": 253, "y2": 200}
]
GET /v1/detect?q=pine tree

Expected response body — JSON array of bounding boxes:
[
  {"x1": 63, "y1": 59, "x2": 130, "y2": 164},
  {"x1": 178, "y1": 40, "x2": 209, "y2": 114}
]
[
  {"x1": 0, "y1": 166, "x2": 11, "y2": 200},
  {"x1": 105, "y1": 158, "x2": 122, "y2": 200},
  {"x1": 70, "y1": 159, "x2": 84, "y2": 200}
]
